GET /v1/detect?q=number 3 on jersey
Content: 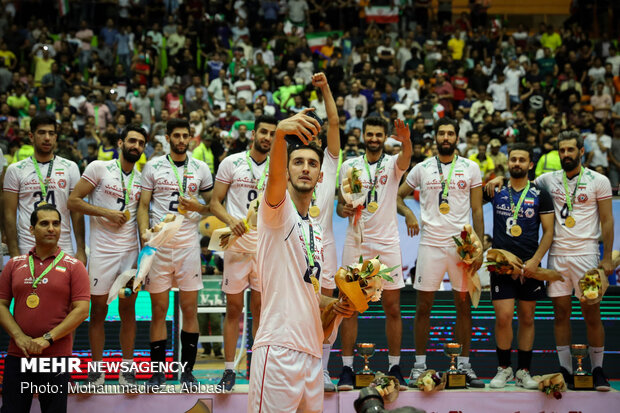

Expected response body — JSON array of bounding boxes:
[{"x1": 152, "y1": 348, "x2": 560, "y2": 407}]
[
  {"x1": 247, "y1": 189, "x2": 258, "y2": 209},
  {"x1": 33, "y1": 190, "x2": 55, "y2": 209}
]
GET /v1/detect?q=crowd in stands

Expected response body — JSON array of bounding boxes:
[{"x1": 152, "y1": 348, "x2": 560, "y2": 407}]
[{"x1": 0, "y1": 0, "x2": 619, "y2": 194}]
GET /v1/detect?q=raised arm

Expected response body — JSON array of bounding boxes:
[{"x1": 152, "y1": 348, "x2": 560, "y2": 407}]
[{"x1": 312, "y1": 72, "x2": 339, "y2": 158}]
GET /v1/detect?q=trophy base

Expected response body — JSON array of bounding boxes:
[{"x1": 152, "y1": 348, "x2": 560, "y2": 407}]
[
  {"x1": 573, "y1": 374, "x2": 594, "y2": 390},
  {"x1": 354, "y1": 372, "x2": 376, "y2": 388},
  {"x1": 445, "y1": 372, "x2": 467, "y2": 389}
]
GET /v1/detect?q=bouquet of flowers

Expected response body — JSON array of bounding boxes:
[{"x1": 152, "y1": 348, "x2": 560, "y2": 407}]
[
  {"x1": 209, "y1": 197, "x2": 260, "y2": 251},
  {"x1": 534, "y1": 373, "x2": 566, "y2": 400},
  {"x1": 485, "y1": 249, "x2": 564, "y2": 282},
  {"x1": 341, "y1": 166, "x2": 367, "y2": 228},
  {"x1": 321, "y1": 256, "x2": 398, "y2": 339},
  {"x1": 370, "y1": 373, "x2": 401, "y2": 402},
  {"x1": 578, "y1": 268, "x2": 609, "y2": 304},
  {"x1": 414, "y1": 370, "x2": 445, "y2": 392},
  {"x1": 452, "y1": 225, "x2": 483, "y2": 307}
]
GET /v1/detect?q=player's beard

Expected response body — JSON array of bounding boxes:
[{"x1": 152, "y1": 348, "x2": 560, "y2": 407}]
[
  {"x1": 509, "y1": 166, "x2": 528, "y2": 178},
  {"x1": 366, "y1": 141, "x2": 383, "y2": 154},
  {"x1": 437, "y1": 141, "x2": 457, "y2": 156},
  {"x1": 561, "y1": 154, "x2": 580, "y2": 172},
  {"x1": 122, "y1": 145, "x2": 141, "y2": 163},
  {"x1": 290, "y1": 176, "x2": 316, "y2": 194},
  {"x1": 253, "y1": 140, "x2": 270, "y2": 154},
  {"x1": 170, "y1": 141, "x2": 187, "y2": 155}
]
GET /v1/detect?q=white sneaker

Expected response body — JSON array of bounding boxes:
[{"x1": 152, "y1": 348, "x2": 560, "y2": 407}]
[
  {"x1": 489, "y1": 366, "x2": 514, "y2": 388},
  {"x1": 407, "y1": 363, "x2": 427, "y2": 388},
  {"x1": 515, "y1": 369, "x2": 538, "y2": 389},
  {"x1": 323, "y1": 369, "x2": 336, "y2": 392}
]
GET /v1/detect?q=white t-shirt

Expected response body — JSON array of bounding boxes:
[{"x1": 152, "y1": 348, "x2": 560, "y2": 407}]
[
  {"x1": 503, "y1": 66, "x2": 525, "y2": 96},
  {"x1": 215, "y1": 151, "x2": 269, "y2": 253},
  {"x1": 81, "y1": 160, "x2": 142, "y2": 253},
  {"x1": 339, "y1": 154, "x2": 406, "y2": 244},
  {"x1": 254, "y1": 191, "x2": 324, "y2": 358},
  {"x1": 314, "y1": 150, "x2": 338, "y2": 246},
  {"x1": 141, "y1": 155, "x2": 213, "y2": 248},
  {"x1": 487, "y1": 82, "x2": 509, "y2": 111},
  {"x1": 535, "y1": 168, "x2": 612, "y2": 256},
  {"x1": 584, "y1": 133, "x2": 612, "y2": 168},
  {"x1": 405, "y1": 156, "x2": 482, "y2": 247},
  {"x1": 3, "y1": 156, "x2": 80, "y2": 254},
  {"x1": 233, "y1": 79, "x2": 256, "y2": 104},
  {"x1": 287, "y1": 0, "x2": 309, "y2": 23}
]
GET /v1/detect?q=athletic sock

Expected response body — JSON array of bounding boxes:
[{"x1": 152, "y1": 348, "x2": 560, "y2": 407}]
[
  {"x1": 557, "y1": 345, "x2": 572, "y2": 373},
  {"x1": 415, "y1": 355, "x2": 426, "y2": 368},
  {"x1": 589, "y1": 346, "x2": 604, "y2": 370},
  {"x1": 181, "y1": 330, "x2": 199, "y2": 373},
  {"x1": 150, "y1": 339, "x2": 167, "y2": 364},
  {"x1": 457, "y1": 356, "x2": 470, "y2": 366},
  {"x1": 497, "y1": 347, "x2": 512, "y2": 368},
  {"x1": 322, "y1": 344, "x2": 332, "y2": 371},
  {"x1": 388, "y1": 355, "x2": 400, "y2": 370},
  {"x1": 342, "y1": 356, "x2": 354, "y2": 369},
  {"x1": 517, "y1": 350, "x2": 532, "y2": 371},
  {"x1": 224, "y1": 362, "x2": 234, "y2": 371}
]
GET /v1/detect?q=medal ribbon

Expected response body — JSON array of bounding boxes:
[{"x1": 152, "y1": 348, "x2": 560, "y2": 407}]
[
  {"x1": 245, "y1": 151, "x2": 269, "y2": 191},
  {"x1": 435, "y1": 155, "x2": 458, "y2": 201},
  {"x1": 292, "y1": 199, "x2": 315, "y2": 266},
  {"x1": 116, "y1": 160, "x2": 135, "y2": 210},
  {"x1": 31, "y1": 156, "x2": 55, "y2": 200},
  {"x1": 507, "y1": 181, "x2": 531, "y2": 223},
  {"x1": 562, "y1": 167, "x2": 584, "y2": 214},
  {"x1": 29, "y1": 251, "x2": 65, "y2": 289},
  {"x1": 362, "y1": 153, "x2": 385, "y2": 202},
  {"x1": 167, "y1": 155, "x2": 189, "y2": 197}
]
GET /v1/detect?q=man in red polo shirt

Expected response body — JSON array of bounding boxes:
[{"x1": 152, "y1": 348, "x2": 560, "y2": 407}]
[{"x1": 0, "y1": 204, "x2": 90, "y2": 413}]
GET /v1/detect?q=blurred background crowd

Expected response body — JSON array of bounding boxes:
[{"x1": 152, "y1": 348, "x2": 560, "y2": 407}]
[{"x1": 0, "y1": 0, "x2": 619, "y2": 194}]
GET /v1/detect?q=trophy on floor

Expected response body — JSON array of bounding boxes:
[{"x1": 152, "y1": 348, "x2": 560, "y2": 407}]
[
  {"x1": 355, "y1": 343, "x2": 376, "y2": 388},
  {"x1": 444, "y1": 343, "x2": 466, "y2": 389},
  {"x1": 571, "y1": 344, "x2": 594, "y2": 390}
]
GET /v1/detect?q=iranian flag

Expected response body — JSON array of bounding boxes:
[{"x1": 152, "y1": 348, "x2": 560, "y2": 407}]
[
  {"x1": 365, "y1": 6, "x2": 399, "y2": 24},
  {"x1": 306, "y1": 31, "x2": 343, "y2": 53},
  {"x1": 58, "y1": 0, "x2": 69, "y2": 16}
]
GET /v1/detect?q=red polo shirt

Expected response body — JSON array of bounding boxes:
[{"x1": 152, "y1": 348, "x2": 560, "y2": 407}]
[{"x1": 0, "y1": 247, "x2": 90, "y2": 357}]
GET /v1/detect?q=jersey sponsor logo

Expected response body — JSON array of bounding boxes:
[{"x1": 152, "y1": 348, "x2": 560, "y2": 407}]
[
  {"x1": 525, "y1": 208, "x2": 535, "y2": 218},
  {"x1": 380, "y1": 175, "x2": 388, "y2": 185},
  {"x1": 188, "y1": 183, "x2": 198, "y2": 193},
  {"x1": 58, "y1": 179, "x2": 67, "y2": 188},
  {"x1": 577, "y1": 193, "x2": 588, "y2": 203},
  {"x1": 457, "y1": 179, "x2": 466, "y2": 189}
]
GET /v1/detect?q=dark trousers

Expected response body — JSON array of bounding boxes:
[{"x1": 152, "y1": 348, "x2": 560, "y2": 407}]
[{"x1": 1, "y1": 355, "x2": 70, "y2": 413}]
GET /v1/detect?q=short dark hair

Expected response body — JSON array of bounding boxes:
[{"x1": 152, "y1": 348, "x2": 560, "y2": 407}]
[
  {"x1": 362, "y1": 116, "x2": 388, "y2": 135},
  {"x1": 557, "y1": 130, "x2": 583, "y2": 150},
  {"x1": 30, "y1": 114, "x2": 57, "y2": 134},
  {"x1": 30, "y1": 204, "x2": 61, "y2": 226},
  {"x1": 120, "y1": 123, "x2": 148, "y2": 142},
  {"x1": 287, "y1": 141, "x2": 324, "y2": 167},
  {"x1": 434, "y1": 117, "x2": 459, "y2": 137},
  {"x1": 253, "y1": 115, "x2": 277, "y2": 131},
  {"x1": 508, "y1": 142, "x2": 533, "y2": 162},
  {"x1": 166, "y1": 118, "x2": 190, "y2": 135}
]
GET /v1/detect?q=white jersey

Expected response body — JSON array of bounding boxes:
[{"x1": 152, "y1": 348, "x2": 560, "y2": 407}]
[
  {"x1": 254, "y1": 191, "x2": 324, "y2": 358},
  {"x1": 314, "y1": 150, "x2": 338, "y2": 246},
  {"x1": 3, "y1": 156, "x2": 80, "y2": 254},
  {"x1": 215, "y1": 151, "x2": 269, "y2": 253},
  {"x1": 81, "y1": 160, "x2": 142, "y2": 253},
  {"x1": 535, "y1": 168, "x2": 612, "y2": 256},
  {"x1": 405, "y1": 156, "x2": 482, "y2": 247},
  {"x1": 339, "y1": 154, "x2": 406, "y2": 244},
  {"x1": 141, "y1": 155, "x2": 213, "y2": 249}
]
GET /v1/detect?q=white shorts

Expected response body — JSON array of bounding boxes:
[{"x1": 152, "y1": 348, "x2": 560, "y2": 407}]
[
  {"x1": 248, "y1": 345, "x2": 322, "y2": 413},
  {"x1": 547, "y1": 254, "x2": 599, "y2": 299},
  {"x1": 89, "y1": 249, "x2": 139, "y2": 295},
  {"x1": 319, "y1": 242, "x2": 338, "y2": 290},
  {"x1": 222, "y1": 250, "x2": 260, "y2": 294},
  {"x1": 144, "y1": 246, "x2": 202, "y2": 294},
  {"x1": 414, "y1": 245, "x2": 468, "y2": 292},
  {"x1": 342, "y1": 240, "x2": 404, "y2": 290}
]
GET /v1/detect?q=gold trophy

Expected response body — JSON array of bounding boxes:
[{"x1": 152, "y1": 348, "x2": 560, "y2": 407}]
[
  {"x1": 355, "y1": 343, "x2": 376, "y2": 388},
  {"x1": 444, "y1": 343, "x2": 466, "y2": 389},
  {"x1": 571, "y1": 344, "x2": 594, "y2": 389}
]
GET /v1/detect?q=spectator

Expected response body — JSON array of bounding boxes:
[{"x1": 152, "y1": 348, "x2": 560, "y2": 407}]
[
  {"x1": 487, "y1": 72, "x2": 510, "y2": 112},
  {"x1": 343, "y1": 82, "x2": 367, "y2": 117},
  {"x1": 232, "y1": 98, "x2": 255, "y2": 121},
  {"x1": 590, "y1": 82, "x2": 612, "y2": 121},
  {"x1": 487, "y1": 138, "x2": 508, "y2": 176},
  {"x1": 584, "y1": 122, "x2": 612, "y2": 174},
  {"x1": 232, "y1": 69, "x2": 256, "y2": 104},
  {"x1": 540, "y1": 25, "x2": 562, "y2": 52}
]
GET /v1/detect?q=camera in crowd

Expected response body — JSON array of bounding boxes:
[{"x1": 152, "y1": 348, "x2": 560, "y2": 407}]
[{"x1": 354, "y1": 387, "x2": 426, "y2": 413}]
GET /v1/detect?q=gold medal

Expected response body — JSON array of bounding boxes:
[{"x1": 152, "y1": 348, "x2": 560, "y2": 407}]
[
  {"x1": 311, "y1": 277, "x2": 320, "y2": 294},
  {"x1": 38, "y1": 201, "x2": 47, "y2": 206},
  {"x1": 439, "y1": 202, "x2": 450, "y2": 215},
  {"x1": 510, "y1": 224, "x2": 522, "y2": 237},
  {"x1": 26, "y1": 293, "x2": 40, "y2": 309},
  {"x1": 565, "y1": 216, "x2": 576, "y2": 228},
  {"x1": 123, "y1": 210, "x2": 131, "y2": 221},
  {"x1": 367, "y1": 201, "x2": 379, "y2": 213},
  {"x1": 309, "y1": 205, "x2": 320, "y2": 218}
]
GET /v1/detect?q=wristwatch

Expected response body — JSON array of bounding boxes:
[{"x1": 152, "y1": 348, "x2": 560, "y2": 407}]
[{"x1": 43, "y1": 332, "x2": 54, "y2": 345}]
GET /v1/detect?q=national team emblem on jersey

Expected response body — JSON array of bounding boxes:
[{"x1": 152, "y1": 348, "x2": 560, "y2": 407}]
[
  {"x1": 455, "y1": 169, "x2": 464, "y2": 176},
  {"x1": 577, "y1": 193, "x2": 588, "y2": 203},
  {"x1": 525, "y1": 208, "x2": 535, "y2": 218},
  {"x1": 55, "y1": 169, "x2": 64, "y2": 175},
  {"x1": 524, "y1": 197, "x2": 534, "y2": 206},
  {"x1": 135, "y1": 192, "x2": 141, "y2": 201},
  {"x1": 380, "y1": 175, "x2": 388, "y2": 185},
  {"x1": 457, "y1": 180, "x2": 467, "y2": 189},
  {"x1": 57, "y1": 179, "x2": 67, "y2": 188},
  {"x1": 188, "y1": 183, "x2": 198, "y2": 193}
]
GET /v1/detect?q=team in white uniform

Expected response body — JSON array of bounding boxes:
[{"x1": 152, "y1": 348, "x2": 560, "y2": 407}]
[
  {"x1": 3, "y1": 115, "x2": 85, "y2": 262},
  {"x1": 67, "y1": 125, "x2": 147, "y2": 386}
]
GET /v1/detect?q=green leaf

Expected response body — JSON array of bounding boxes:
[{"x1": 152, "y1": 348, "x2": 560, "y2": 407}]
[
  {"x1": 382, "y1": 274, "x2": 394, "y2": 283},
  {"x1": 359, "y1": 255, "x2": 363, "y2": 264},
  {"x1": 452, "y1": 235, "x2": 463, "y2": 247}
]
